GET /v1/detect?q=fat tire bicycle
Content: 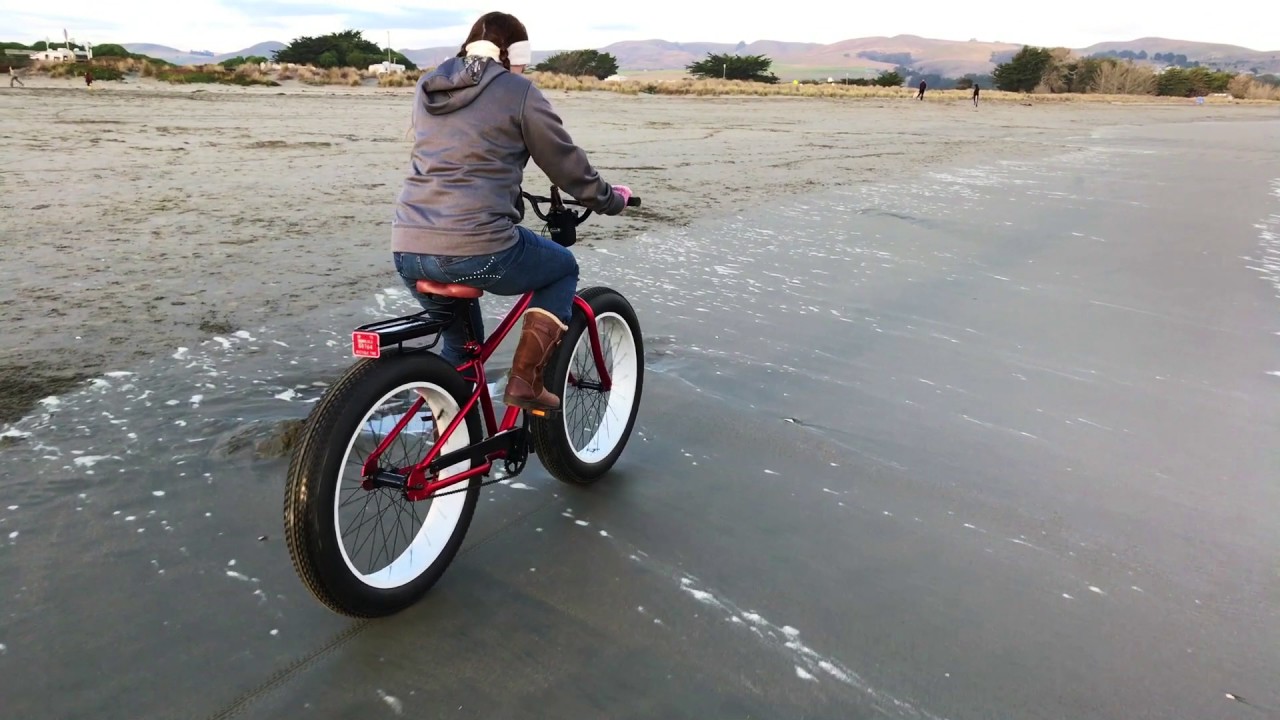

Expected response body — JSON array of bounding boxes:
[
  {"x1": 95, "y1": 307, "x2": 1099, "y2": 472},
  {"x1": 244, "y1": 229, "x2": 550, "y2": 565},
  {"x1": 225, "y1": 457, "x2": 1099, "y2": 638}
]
[{"x1": 283, "y1": 187, "x2": 645, "y2": 618}]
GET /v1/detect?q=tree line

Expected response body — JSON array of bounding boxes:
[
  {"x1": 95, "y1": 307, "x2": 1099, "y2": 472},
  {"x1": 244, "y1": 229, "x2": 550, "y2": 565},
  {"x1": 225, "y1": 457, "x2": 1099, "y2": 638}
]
[
  {"x1": 1089, "y1": 50, "x2": 1201, "y2": 68},
  {"x1": 992, "y1": 45, "x2": 1279, "y2": 97},
  {"x1": 273, "y1": 30, "x2": 416, "y2": 70}
]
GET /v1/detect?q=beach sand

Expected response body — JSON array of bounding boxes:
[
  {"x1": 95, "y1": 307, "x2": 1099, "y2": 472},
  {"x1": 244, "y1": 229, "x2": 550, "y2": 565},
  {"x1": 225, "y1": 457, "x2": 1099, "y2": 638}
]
[{"x1": 1, "y1": 78, "x2": 1274, "y2": 423}]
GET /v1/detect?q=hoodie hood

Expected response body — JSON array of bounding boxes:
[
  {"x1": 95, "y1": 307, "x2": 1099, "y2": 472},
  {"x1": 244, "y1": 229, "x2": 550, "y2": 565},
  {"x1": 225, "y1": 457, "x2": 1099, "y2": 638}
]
[{"x1": 421, "y1": 56, "x2": 508, "y2": 115}]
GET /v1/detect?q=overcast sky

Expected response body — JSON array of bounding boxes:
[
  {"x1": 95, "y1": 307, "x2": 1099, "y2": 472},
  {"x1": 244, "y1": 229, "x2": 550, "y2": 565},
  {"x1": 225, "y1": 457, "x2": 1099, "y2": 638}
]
[{"x1": 4, "y1": 0, "x2": 1278, "y2": 53}]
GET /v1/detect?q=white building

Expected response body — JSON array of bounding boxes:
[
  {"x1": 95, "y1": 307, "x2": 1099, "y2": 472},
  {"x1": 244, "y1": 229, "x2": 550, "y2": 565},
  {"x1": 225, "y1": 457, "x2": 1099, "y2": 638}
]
[
  {"x1": 368, "y1": 61, "x2": 405, "y2": 75},
  {"x1": 30, "y1": 47, "x2": 78, "y2": 63},
  {"x1": 26, "y1": 35, "x2": 92, "y2": 64}
]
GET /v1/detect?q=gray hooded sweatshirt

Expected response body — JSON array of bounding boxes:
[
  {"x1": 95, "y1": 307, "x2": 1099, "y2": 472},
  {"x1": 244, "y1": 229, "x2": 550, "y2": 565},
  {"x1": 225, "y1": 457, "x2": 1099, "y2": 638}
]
[{"x1": 391, "y1": 56, "x2": 625, "y2": 257}]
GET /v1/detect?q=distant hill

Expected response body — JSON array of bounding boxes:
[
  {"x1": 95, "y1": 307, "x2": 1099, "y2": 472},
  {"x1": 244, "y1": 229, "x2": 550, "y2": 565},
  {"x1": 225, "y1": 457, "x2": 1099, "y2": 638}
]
[
  {"x1": 1077, "y1": 37, "x2": 1280, "y2": 72},
  {"x1": 782, "y1": 35, "x2": 1023, "y2": 77},
  {"x1": 397, "y1": 40, "x2": 822, "y2": 72},
  {"x1": 121, "y1": 41, "x2": 284, "y2": 65},
  {"x1": 1080, "y1": 37, "x2": 1265, "y2": 58},
  {"x1": 398, "y1": 46, "x2": 568, "y2": 69},
  {"x1": 121, "y1": 34, "x2": 1280, "y2": 76},
  {"x1": 120, "y1": 43, "x2": 203, "y2": 64},
  {"x1": 597, "y1": 40, "x2": 809, "y2": 70},
  {"x1": 220, "y1": 41, "x2": 286, "y2": 61},
  {"x1": 592, "y1": 40, "x2": 734, "y2": 70},
  {"x1": 403, "y1": 34, "x2": 1279, "y2": 77}
]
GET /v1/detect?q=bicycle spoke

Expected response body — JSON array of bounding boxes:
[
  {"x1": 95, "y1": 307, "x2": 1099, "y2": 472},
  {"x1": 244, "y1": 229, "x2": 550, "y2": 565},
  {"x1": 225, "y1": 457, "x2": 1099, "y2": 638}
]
[{"x1": 331, "y1": 382, "x2": 454, "y2": 578}]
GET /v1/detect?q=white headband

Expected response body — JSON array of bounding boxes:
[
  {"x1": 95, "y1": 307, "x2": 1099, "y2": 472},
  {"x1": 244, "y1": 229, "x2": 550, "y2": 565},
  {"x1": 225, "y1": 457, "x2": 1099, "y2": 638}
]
[
  {"x1": 508, "y1": 41, "x2": 531, "y2": 65},
  {"x1": 464, "y1": 39, "x2": 531, "y2": 66}
]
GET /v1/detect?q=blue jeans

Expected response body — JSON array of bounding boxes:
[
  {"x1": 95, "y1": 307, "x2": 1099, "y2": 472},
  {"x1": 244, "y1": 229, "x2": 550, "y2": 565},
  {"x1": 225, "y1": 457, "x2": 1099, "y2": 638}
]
[{"x1": 393, "y1": 226, "x2": 579, "y2": 365}]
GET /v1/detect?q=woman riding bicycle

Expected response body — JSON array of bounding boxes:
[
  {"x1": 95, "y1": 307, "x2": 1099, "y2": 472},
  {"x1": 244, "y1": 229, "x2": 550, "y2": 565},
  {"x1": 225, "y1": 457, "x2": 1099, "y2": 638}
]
[{"x1": 391, "y1": 11, "x2": 632, "y2": 413}]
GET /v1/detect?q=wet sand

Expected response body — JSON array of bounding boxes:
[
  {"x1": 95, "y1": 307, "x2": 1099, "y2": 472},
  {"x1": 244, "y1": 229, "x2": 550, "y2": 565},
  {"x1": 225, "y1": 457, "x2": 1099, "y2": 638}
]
[
  {"x1": 2, "y1": 85, "x2": 1279, "y2": 719},
  {"x1": 1, "y1": 81, "x2": 1273, "y2": 423}
]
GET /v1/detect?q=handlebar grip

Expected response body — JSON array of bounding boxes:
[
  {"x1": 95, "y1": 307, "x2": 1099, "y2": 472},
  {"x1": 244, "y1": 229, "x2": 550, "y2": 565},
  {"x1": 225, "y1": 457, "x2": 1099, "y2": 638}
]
[{"x1": 627, "y1": 196, "x2": 641, "y2": 208}]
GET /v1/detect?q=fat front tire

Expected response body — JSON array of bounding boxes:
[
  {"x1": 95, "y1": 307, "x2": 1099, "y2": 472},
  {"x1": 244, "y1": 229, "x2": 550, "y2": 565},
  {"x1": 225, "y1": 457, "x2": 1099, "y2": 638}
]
[{"x1": 531, "y1": 286, "x2": 644, "y2": 485}]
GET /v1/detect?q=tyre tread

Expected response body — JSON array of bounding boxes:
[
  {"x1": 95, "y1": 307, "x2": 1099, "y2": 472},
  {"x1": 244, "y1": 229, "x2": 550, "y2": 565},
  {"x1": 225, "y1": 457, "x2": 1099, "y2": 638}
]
[{"x1": 283, "y1": 358, "x2": 384, "y2": 617}]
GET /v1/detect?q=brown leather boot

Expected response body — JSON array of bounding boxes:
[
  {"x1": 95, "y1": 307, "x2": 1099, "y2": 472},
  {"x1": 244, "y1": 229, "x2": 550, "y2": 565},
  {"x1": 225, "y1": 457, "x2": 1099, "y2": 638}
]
[{"x1": 503, "y1": 309, "x2": 567, "y2": 412}]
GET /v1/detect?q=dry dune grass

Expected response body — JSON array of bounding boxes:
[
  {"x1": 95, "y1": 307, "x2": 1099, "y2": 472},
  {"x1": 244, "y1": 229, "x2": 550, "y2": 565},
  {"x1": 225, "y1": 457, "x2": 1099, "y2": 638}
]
[
  {"x1": 1228, "y1": 75, "x2": 1280, "y2": 101},
  {"x1": 378, "y1": 69, "x2": 425, "y2": 87},
  {"x1": 24, "y1": 59, "x2": 1280, "y2": 103},
  {"x1": 526, "y1": 72, "x2": 913, "y2": 97},
  {"x1": 232, "y1": 64, "x2": 267, "y2": 81},
  {"x1": 36, "y1": 58, "x2": 280, "y2": 85},
  {"x1": 293, "y1": 66, "x2": 364, "y2": 86},
  {"x1": 523, "y1": 72, "x2": 1276, "y2": 104},
  {"x1": 92, "y1": 57, "x2": 153, "y2": 74},
  {"x1": 38, "y1": 61, "x2": 79, "y2": 78}
]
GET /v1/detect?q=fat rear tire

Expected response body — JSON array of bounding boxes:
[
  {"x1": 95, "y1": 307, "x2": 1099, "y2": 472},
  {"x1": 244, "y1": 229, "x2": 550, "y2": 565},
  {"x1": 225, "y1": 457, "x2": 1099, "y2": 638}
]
[{"x1": 283, "y1": 352, "x2": 481, "y2": 618}]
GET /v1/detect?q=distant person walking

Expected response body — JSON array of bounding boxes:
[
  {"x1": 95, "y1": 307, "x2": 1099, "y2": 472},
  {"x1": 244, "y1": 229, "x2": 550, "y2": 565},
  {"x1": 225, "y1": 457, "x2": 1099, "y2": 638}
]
[
  {"x1": 84, "y1": 69, "x2": 94, "y2": 89},
  {"x1": 8, "y1": 66, "x2": 23, "y2": 88},
  {"x1": 972, "y1": 83, "x2": 980, "y2": 107},
  {"x1": 917, "y1": 79, "x2": 926, "y2": 100}
]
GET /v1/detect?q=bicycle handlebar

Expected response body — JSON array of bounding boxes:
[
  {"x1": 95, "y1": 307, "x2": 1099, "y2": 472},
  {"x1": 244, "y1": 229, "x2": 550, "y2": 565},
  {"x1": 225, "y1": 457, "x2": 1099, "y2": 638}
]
[
  {"x1": 519, "y1": 185, "x2": 639, "y2": 247},
  {"x1": 521, "y1": 191, "x2": 641, "y2": 209},
  {"x1": 520, "y1": 187, "x2": 641, "y2": 225}
]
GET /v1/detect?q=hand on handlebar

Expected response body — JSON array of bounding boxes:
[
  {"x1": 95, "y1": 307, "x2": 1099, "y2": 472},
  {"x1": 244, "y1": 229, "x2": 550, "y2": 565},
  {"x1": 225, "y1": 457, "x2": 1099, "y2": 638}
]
[{"x1": 612, "y1": 184, "x2": 632, "y2": 208}]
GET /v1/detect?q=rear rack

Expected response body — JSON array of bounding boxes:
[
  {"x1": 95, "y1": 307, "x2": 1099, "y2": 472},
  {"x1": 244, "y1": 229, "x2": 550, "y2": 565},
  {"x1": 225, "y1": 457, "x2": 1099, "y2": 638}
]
[{"x1": 351, "y1": 310, "x2": 455, "y2": 358}]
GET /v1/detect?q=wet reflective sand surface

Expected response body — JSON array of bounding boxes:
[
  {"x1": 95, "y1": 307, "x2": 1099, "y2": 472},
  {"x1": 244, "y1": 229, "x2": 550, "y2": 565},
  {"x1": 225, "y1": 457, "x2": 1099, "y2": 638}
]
[{"x1": 2, "y1": 107, "x2": 1279, "y2": 718}]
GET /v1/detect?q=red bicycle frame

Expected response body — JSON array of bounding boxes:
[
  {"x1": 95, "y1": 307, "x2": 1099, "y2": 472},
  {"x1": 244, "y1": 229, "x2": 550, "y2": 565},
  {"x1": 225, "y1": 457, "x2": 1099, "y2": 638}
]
[{"x1": 360, "y1": 292, "x2": 611, "y2": 501}]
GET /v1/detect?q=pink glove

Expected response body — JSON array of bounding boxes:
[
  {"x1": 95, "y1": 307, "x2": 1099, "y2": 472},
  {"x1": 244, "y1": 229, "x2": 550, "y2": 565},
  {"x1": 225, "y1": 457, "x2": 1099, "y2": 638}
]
[{"x1": 612, "y1": 184, "x2": 632, "y2": 208}]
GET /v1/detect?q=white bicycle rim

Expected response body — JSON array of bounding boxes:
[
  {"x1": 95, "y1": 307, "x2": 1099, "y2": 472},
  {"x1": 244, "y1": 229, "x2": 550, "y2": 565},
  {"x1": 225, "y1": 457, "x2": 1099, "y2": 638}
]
[
  {"x1": 564, "y1": 311, "x2": 639, "y2": 464},
  {"x1": 333, "y1": 381, "x2": 471, "y2": 589}
]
